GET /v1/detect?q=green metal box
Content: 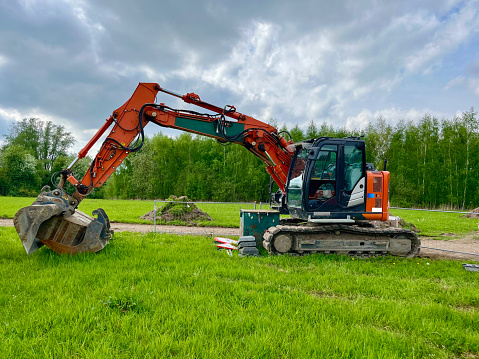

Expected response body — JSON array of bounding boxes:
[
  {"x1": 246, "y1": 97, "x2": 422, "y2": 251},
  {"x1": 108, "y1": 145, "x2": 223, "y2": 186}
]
[{"x1": 240, "y1": 209, "x2": 280, "y2": 248}]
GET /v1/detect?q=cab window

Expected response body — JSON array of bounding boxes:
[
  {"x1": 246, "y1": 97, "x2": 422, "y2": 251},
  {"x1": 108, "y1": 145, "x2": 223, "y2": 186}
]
[
  {"x1": 286, "y1": 147, "x2": 309, "y2": 209},
  {"x1": 309, "y1": 145, "x2": 337, "y2": 203},
  {"x1": 343, "y1": 144, "x2": 364, "y2": 192}
]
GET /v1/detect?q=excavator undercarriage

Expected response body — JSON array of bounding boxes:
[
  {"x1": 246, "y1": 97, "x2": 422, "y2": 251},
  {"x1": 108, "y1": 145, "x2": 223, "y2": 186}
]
[{"x1": 263, "y1": 222, "x2": 420, "y2": 258}]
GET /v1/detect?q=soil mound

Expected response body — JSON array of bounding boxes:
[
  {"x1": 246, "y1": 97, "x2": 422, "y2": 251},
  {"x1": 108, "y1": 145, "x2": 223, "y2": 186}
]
[
  {"x1": 140, "y1": 195, "x2": 213, "y2": 225},
  {"x1": 461, "y1": 207, "x2": 479, "y2": 218},
  {"x1": 380, "y1": 217, "x2": 421, "y2": 233}
]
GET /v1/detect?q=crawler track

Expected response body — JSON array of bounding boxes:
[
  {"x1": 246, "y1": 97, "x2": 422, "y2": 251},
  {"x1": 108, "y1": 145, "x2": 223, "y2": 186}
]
[{"x1": 263, "y1": 223, "x2": 421, "y2": 258}]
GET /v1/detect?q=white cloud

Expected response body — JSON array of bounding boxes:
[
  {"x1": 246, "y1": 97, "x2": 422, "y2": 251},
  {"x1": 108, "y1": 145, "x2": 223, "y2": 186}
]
[
  {"x1": 470, "y1": 78, "x2": 479, "y2": 97},
  {"x1": 0, "y1": 107, "x2": 24, "y2": 122},
  {"x1": 197, "y1": 12, "x2": 462, "y2": 126},
  {"x1": 444, "y1": 75, "x2": 466, "y2": 90},
  {"x1": 446, "y1": 75, "x2": 479, "y2": 98},
  {"x1": 0, "y1": 54, "x2": 7, "y2": 67},
  {"x1": 192, "y1": 0, "x2": 478, "y2": 128},
  {"x1": 67, "y1": 0, "x2": 105, "y2": 63},
  {"x1": 404, "y1": 3, "x2": 479, "y2": 74},
  {"x1": 200, "y1": 21, "x2": 339, "y2": 122},
  {"x1": 346, "y1": 110, "x2": 374, "y2": 130}
]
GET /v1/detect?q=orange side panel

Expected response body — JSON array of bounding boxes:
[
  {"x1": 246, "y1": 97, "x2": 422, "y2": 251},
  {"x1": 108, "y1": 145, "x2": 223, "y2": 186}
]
[{"x1": 364, "y1": 171, "x2": 390, "y2": 221}]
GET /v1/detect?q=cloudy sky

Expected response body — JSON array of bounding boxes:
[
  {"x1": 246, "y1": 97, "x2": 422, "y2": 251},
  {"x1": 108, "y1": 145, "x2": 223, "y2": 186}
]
[{"x1": 0, "y1": 0, "x2": 478, "y2": 152}]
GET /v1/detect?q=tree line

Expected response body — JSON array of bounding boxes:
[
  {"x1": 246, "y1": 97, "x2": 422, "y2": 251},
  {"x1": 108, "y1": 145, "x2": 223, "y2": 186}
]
[{"x1": 1, "y1": 109, "x2": 478, "y2": 208}]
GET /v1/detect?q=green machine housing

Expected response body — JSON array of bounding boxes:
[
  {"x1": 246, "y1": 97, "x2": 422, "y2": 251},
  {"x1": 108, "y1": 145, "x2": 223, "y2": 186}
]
[{"x1": 240, "y1": 209, "x2": 281, "y2": 248}]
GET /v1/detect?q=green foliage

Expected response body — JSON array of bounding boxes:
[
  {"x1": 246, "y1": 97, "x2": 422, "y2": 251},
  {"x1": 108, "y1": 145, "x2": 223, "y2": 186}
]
[
  {"x1": 290, "y1": 124, "x2": 305, "y2": 142},
  {"x1": 306, "y1": 120, "x2": 318, "y2": 139},
  {"x1": 364, "y1": 116, "x2": 393, "y2": 167},
  {"x1": 0, "y1": 118, "x2": 75, "y2": 196},
  {"x1": 0, "y1": 226, "x2": 478, "y2": 358},
  {"x1": 384, "y1": 109, "x2": 479, "y2": 209},
  {"x1": 161, "y1": 196, "x2": 194, "y2": 215},
  {"x1": 3, "y1": 118, "x2": 74, "y2": 171},
  {"x1": 0, "y1": 145, "x2": 40, "y2": 196}
]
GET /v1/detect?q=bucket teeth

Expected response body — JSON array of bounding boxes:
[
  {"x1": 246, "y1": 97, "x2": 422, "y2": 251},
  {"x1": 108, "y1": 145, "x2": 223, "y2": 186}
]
[{"x1": 14, "y1": 186, "x2": 112, "y2": 255}]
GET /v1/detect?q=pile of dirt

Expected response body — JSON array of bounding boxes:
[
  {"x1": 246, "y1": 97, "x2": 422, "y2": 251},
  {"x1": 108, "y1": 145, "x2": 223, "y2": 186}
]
[
  {"x1": 140, "y1": 195, "x2": 213, "y2": 225},
  {"x1": 380, "y1": 217, "x2": 421, "y2": 233},
  {"x1": 461, "y1": 207, "x2": 479, "y2": 218}
]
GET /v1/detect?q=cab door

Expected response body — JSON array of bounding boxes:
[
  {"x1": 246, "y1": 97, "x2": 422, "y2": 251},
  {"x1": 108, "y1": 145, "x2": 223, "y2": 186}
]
[
  {"x1": 305, "y1": 142, "x2": 339, "y2": 211},
  {"x1": 340, "y1": 141, "x2": 366, "y2": 209}
]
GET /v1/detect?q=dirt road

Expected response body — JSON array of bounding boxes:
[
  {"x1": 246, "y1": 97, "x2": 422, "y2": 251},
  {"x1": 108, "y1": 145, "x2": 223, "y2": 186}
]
[{"x1": 2, "y1": 218, "x2": 478, "y2": 261}]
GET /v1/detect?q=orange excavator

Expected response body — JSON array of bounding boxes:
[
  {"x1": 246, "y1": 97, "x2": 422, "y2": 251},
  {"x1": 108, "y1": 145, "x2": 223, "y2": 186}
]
[{"x1": 14, "y1": 83, "x2": 420, "y2": 257}]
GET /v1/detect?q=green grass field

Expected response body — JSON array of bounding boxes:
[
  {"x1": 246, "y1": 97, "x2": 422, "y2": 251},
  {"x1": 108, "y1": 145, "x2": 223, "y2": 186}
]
[
  {"x1": 0, "y1": 226, "x2": 478, "y2": 358},
  {"x1": 0, "y1": 196, "x2": 256, "y2": 228},
  {"x1": 390, "y1": 208, "x2": 479, "y2": 239},
  {"x1": 2, "y1": 196, "x2": 479, "y2": 238}
]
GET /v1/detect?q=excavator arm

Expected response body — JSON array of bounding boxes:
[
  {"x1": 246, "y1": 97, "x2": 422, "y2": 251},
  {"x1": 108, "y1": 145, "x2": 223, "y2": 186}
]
[
  {"x1": 14, "y1": 82, "x2": 293, "y2": 255},
  {"x1": 63, "y1": 82, "x2": 292, "y2": 200}
]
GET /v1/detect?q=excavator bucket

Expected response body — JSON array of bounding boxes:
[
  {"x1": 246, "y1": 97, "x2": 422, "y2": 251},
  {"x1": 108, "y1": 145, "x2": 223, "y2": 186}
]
[{"x1": 13, "y1": 186, "x2": 112, "y2": 255}]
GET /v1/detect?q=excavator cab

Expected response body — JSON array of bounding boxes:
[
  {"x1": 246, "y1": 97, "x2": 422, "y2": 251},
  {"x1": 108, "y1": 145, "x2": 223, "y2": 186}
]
[{"x1": 285, "y1": 137, "x2": 373, "y2": 222}]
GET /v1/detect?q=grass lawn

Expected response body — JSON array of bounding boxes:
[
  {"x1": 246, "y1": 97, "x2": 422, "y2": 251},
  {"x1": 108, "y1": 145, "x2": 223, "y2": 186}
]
[
  {"x1": 390, "y1": 209, "x2": 479, "y2": 239},
  {"x1": 0, "y1": 226, "x2": 478, "y2": 358},
  {"x1": 0, "y1": 196, "x2": 256, "y2": 228}
]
